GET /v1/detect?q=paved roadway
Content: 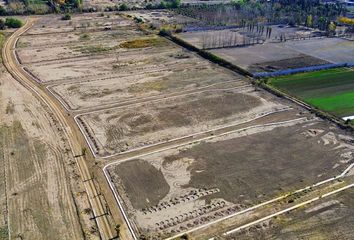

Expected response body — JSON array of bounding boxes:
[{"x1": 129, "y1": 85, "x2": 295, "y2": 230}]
[{"x1": 2, "y1": 18, "x2": 114, "y2": 240}]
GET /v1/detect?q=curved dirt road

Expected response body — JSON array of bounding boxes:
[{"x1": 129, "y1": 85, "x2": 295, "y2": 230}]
[{"x1": 2, "y1": 18, "x2": 114, "y2": 240}]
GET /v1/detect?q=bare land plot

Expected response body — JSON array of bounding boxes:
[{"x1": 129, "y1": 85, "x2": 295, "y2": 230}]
[
  {"x1": 46, "y1": 43, "x2": 242, "y2": 110},
  {"x1": 78, "y1": 85, "x2": 287, "y2": 156},
  {"x1": 23, "y1": 38, "x2": 192, "y2": 83},
  {"x1": 25, "y1": 13, "x2": 131, "y2": 35},
  {"x1": 17, "y1": 26, "x2": 145, "y2": 49},
  {"x1": 228, "y1": 186, "x2": 354, "y2": 239},
  {"x1": 282, "y1": 37, "x2": 354, "y2": 64},
  {"x1": 16, "y1": 27, "x2": 147, "y2": 63},
  {"x1": 107, "y1": 118, "x2": 354, "y2": 238},
  {"x1": 209, "y1": 43, "x2": 328, "y2": 73}
]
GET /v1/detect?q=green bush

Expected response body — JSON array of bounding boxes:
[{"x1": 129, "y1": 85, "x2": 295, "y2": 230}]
[
  {"x1": 61, "y1": 13, "x2": 71, "y2": 20},
  {"x1": 5, "y1": 17, "x2": 23, "y2": 28},
  {"x1": 119, "y1": 3, "x2": 129, "y2": 11},
  {"x1": 0, "y1": 19, "x2": 5, "y2": 30},
  {"x1": 0, "y1": 6, "x2": 6, "y2": 16}
]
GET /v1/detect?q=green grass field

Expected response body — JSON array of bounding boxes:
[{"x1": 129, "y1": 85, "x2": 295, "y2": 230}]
[{"x1": 268, "y1": 68, "x2": 354, "y2": 117}]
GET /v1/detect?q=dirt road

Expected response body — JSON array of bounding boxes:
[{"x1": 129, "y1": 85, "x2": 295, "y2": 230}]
[{"x1": 2, "y1": 18, "x2": 114, "y2": 240}]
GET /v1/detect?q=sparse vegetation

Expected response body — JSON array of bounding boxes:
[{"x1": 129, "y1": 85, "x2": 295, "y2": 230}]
[
  {"x1": 118, "y1": 3, "x2": 129, "y2": 11},
  {"x1": 72, "y1": 44, "x2": 117, "y2": 54},
  {"x1": 0, "y1": 227, "x2": 8, "y2": 240},
  {"x1": 119, "y1": 37, "x2": 166, "y2": 48},
  {"x1": 0, "y1": 19, "x2": 5, "y2": 30},
  {"x1": 79, "y1": 33, "x2": 90, "y2": 40},
  {"x1": 61, "y1": 13, "x2": 71, "y2": 20}
]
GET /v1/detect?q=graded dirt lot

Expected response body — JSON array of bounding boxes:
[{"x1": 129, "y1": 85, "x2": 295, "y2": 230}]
[
  {"x1": 107, "y1": 112, "x2": 354, "y2": 238},
  {"x1": 209, "y1": 38, "x2": 354, "y2": 73},
  {"x1": 16, "y1": 14, "x2": 245, "y2": 112},
  {"x1": 78, "y1": 84, "x2": 288, "y2": 157},
  {"x1": 16, "y1": 27, "x2": 146, "y2": 63},
  {"x1": 48, "y1": 45, "x2": 238, "y2": 110},
  {"x1": 227, "y1": 185, "x2": 354, "y2": 239},
  {"x1": 210, "y1": 44, "x2": 328, "y2": 73},
  {"x1": 282, "y1": 37, "x2": 354, "y2": 63},
  {"x1": 25, "y1": 13, "x2": 132, "y2": 35}
]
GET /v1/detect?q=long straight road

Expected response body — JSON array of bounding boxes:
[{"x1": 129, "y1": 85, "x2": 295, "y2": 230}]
[{"x1": 2, "y1": 18, "x2": 114, "y2": 240}]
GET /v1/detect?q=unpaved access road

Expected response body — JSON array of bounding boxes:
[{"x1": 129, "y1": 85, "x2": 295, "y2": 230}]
[{"x1": 2, "y1": 18, "x2": 115, "y2": 240}]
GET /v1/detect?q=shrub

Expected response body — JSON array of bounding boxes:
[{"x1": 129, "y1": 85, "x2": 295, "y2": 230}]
[
  {"x1": 133, "y1": 17, "x2": 143, "y2": 23},
  {"x1": 5, "y1": 17, "x2": 23, "y2": 28},
  {"x1": 0, "y1": 19, "x2": 5, "y2": 30},
  {"x1": 119, "y1": 3, "x2": 129, "y2": 11},
  {"x1": 0, "y1": 6, "x2": 6, "y2": 16},
  {"x1": 61, "y1": 13, "x2": 71, "y2": 20}
]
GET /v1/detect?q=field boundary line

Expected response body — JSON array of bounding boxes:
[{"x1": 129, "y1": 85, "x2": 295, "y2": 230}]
[
  {"x1": 166, "y1": 161, "x2": 354, "y2": 240},
  {"x1": 223, "y1": 182, "x2": 354, "y2": 236}
]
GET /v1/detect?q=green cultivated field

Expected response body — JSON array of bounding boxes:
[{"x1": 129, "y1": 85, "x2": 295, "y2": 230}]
[{"x1": 268, "y1": 68, "x2": 354, "y2": 117}]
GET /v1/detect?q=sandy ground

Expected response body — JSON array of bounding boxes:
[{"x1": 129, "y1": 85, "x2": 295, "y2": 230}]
[{"x1": 0, "y1": 56, "x2": 98, "y2": 239}]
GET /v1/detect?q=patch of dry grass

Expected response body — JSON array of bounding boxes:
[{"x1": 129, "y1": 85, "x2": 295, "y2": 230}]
[{"x1": 119, "y1": 37, "x2": 167, "y2": 49}]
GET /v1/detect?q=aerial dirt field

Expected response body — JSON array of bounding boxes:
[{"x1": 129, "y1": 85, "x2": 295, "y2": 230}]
[
  {"x1": 26, "y1": 13, "x2": 132, "y2": 35},
  {"x1": 78, "y1": 84, "x2": 288, "y2": 157},
  {"x1": 47, "y1": 46, "x2": 238, "y2": 110},
  {"x1": 106, "y1": 109, "x2": 354, "y2": 238},
  {"x1": 228, "y1": 182, "x2": 354, "y2": 239},
  {"x1": 0, "y1": 65, "x2": 99, "y2": 239},
  {"x1": 16, "y1": 14, "x2": 245, "y2": 112},
  {"x1": 9, "y1": 12, "x2": 354, "y2": 240}
]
